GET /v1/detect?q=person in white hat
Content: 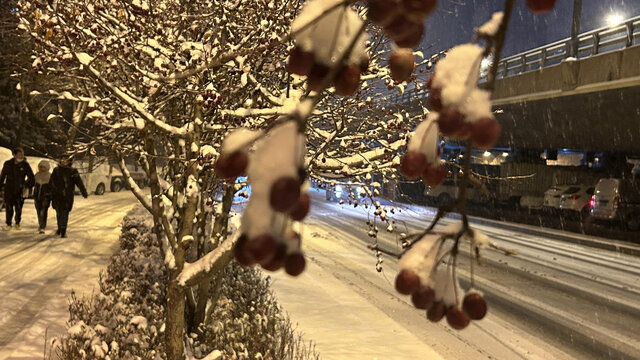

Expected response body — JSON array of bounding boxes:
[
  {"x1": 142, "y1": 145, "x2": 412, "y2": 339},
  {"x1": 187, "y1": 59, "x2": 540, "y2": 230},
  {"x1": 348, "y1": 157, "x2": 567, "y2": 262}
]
[{"x1": 33, "y1": 160, "x2": 52, "y2": 234}]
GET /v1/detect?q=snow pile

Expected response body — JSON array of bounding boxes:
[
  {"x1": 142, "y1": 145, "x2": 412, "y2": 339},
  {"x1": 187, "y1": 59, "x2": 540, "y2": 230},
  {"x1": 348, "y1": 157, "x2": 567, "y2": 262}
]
[
  {"x1": 56, "y1": 207, "x2": 318, "y2": 360},
  {"x1": 477, "y1": 12, "x2": 504, "y2": 37},
  {"x1": 407, "y1": 113, "x2": 440, "y2": 164},
  {"x1": 431, "y1": 44, "x2": 484, "y2": 109}
]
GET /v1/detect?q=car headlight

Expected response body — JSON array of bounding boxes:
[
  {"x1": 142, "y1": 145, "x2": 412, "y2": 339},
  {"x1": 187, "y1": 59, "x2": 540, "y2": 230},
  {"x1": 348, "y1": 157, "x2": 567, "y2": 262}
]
[
  {"x1": 335, "y1": 185, "x2": 343, "y2": 192},
  {"x1": 356, "y1": 186, "x2": 364, "y2": 195}
]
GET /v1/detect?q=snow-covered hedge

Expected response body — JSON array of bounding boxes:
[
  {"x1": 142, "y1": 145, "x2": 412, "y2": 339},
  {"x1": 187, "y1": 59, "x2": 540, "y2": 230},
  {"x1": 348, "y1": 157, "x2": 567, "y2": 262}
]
[{"x1": 57, "y1": 207, "x2": 318, "y2": 360}]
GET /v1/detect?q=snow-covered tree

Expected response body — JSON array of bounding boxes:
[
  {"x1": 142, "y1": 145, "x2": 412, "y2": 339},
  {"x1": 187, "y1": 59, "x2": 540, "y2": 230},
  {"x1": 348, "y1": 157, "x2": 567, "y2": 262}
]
[{"x1": 17, "y1": 0, "x2": 558, "y2": 357}]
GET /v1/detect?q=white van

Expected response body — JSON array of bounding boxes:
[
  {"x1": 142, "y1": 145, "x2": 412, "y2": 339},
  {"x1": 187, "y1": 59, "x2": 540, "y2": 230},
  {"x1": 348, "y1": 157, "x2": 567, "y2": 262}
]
[
  {"x1": 73, "y1": 158, "x2": 124, "y2": 195},
  {"x1": 590, "y1": 178, "x2": 640, "y2": 231}
]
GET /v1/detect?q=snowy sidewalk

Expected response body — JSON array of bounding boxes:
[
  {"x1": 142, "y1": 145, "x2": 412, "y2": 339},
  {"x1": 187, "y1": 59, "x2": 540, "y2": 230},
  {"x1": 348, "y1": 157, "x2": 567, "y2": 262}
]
[{"x1": 0, "y1": 192, "x2": 138, "y2": 360}]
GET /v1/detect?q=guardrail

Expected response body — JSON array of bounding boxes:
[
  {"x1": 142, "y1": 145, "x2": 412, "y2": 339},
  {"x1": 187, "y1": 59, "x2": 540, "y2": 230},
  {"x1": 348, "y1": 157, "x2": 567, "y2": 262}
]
[{"x1": 387, "y1": 15, "x2": 640, "y2": 104}]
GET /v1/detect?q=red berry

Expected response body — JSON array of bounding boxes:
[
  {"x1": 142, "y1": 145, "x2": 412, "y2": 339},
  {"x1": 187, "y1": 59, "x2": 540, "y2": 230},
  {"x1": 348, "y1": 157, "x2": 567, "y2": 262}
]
[
  {"x1": 470, "y1": 116, "x2": 501, "y2": 149},
  {"x1": 367, "y1": 0, "x2": 401, "y2": 27},
  {"x1": 422, "y1": 164, "x2": 446, "y2": 187},
  {"x1": 456, "y1": 123, "x2": 472, "y2": 140},
  {"x1": 286, "y1": 46, "x2": 314, "y2": 76},
  {"x1": 214, "y1": 151, "x2": 248, "y2": 179},
  {"x1": 426, "y1": 73, "x2": 435, "y2": 90},
  {"x1": 389, "y1": 49, "x2": 415, "y2": 83},
  {"x1": 427, "y1": 301, "x2": 446, "y2": 322},
  {"x1": 411, "y1": 286, "x2": 435, "y2": 309},
  {"x1": 526, "y1": 0, "x2": 556, "y2": 14},
  {"x1": 234, "y1": 234, "x2": 255, "y2": 266},
  {"x1": 289, "y1": 193, "x2": 311, "y2": 221},
  {"x1": 394, "y1": 21, "x2": 424, "y2": 48},
  {"x1": 401, "y1": 0, "x2": 437, "y2": 21},
  {"x1": 446, "y1": 306, "x2": 470, "y2": 330},
  {"x1": 262, "y1": 243, "x2": 288, "y2": 271},
  {"x1": 400, "y1": 151, "x2": 427, "y2": 179},
  {"x1": 335, "y1": 65, "x2": 361, "y2": 97},
  {"x1": 437, "y1": 108, "x2": 465, "y2": 137},
  {"x1": 285, "y1": 252, "x2": 306, "y2": 276},
  {"x1": 385, "y1": 14, "x2": 419, "y2": 40},
  {"x1": 395, "y1": 269, "x2": 420, "y2": 295},
  {"x1": 307, "y1": 62, "x2": 330, "y2": 92},
  {"x1": 428, "y1": 87, "x2": 442, "y2": 111},
  {"x1": 247, "y1": 234, "x2": 276, "y2": 263},
  {"x1": 270, "y1": 176, "x2": 301, "y2": 212},
  {"x1": 463, "y1": 292, "x2": 487, "y2": 320}
]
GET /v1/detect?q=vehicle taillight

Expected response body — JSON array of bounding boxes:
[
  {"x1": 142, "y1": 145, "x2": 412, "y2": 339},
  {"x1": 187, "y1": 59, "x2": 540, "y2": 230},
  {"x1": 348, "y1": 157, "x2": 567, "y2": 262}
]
[{"x1": 589, "y1": 195, "x2": 595, "y2": 208}]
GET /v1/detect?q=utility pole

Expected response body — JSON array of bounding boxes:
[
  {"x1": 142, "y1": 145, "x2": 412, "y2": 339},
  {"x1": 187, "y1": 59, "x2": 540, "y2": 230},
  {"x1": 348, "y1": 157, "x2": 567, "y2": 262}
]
[{"x1": 569, "y1": 0, "x2": 583, "y2": 58}]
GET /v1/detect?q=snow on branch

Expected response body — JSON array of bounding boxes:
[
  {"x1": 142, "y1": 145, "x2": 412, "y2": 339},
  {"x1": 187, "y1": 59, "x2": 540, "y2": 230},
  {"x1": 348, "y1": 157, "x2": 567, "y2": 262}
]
[
  {"x1": 117, "y1": 155, "x2": 153, "y2": 213},
  {"x1": 177, "y1": 230, "x2": 240, "y2": 288},
  {"x1": 311, "y1": 138, "x2": 406, "y2": 171},
  {"x1": 75, "y1": 53, "x2": 189, "y2": 136}
]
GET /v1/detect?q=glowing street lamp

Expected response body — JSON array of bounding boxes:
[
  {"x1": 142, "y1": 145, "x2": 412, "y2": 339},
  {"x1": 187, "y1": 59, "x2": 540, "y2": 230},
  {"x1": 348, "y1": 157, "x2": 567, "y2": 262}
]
[{"x1": 605, "y1": 13, "x2": 624, "y2": 27}]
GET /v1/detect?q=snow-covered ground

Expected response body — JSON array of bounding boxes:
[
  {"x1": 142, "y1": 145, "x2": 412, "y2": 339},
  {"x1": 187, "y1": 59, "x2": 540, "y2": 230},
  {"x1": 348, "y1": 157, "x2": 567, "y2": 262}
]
[
  {"x1": 267, "y1": 190, "x2": 640, "y2": 360},
  {"x1": 0, "y1": 192, "x2": 138, "y2": 360}
]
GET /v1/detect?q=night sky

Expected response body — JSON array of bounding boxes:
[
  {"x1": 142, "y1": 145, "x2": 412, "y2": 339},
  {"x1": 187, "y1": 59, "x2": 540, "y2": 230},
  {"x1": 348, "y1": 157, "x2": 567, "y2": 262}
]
[{"x1": 421, "y1": 0, "x2": 640, "y2": 57}]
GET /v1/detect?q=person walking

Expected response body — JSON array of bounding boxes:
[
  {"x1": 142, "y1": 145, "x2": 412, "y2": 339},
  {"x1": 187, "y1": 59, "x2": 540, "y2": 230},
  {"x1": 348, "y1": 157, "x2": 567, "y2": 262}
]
[
  {"x1": 50, "y1": 156, "x2": 88, "y2": 238},
  {"x1": 0, "y1": 147, "x2": 35, "y2": 230},
  {"x1": 33, "y1": 160, "x2": 52, "y2": 234}
]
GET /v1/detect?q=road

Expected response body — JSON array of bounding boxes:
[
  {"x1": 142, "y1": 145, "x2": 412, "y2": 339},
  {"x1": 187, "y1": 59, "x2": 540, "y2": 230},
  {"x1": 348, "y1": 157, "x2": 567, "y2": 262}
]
[
  {"x1": 268, "y1": 190, "x2": 640, "y2": 360},
  {"x1": 0, "y1": 191, "x2": 138, "y2": 360}
]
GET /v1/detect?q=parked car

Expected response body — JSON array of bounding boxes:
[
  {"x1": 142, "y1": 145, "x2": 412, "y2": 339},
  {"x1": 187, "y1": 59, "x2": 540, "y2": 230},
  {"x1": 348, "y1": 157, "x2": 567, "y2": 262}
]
[
  {"x1": 589, "y1": 178, "x2": 640, "y2": 231},
  {"x1": 424, "y1": 170, "x2": 494, "y2": 207},
  {"x1": 73, "y1": 158, "x2": 124, "y2": 195},
  {"x1": 326, "y1": 182, "x2": 366, "y2": 202},
  {"x1": 559, "y1": 185, "x2": 595, "y2": 219},
  {"x1": 542, "y1": 185, "x2": 571, "y2": 213}
]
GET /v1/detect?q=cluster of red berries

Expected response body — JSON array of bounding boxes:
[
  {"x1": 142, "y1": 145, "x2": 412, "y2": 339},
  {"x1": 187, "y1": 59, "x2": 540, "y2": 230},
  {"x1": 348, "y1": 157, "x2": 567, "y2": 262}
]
[
  {"x1": 367, "y1": 0, "x2": 437, "y2": 48},
  {"x1": 235, "y1": 230, "x2": 307, "y2": 276},
  {"x1": 395, "y1": 269, "x2": 487, "y2": 330},
  {"x1": 400, "y1": 150, "x2": 446, "y2": 187},
  {"x1": 286, "y1": 46, "x2": 369, "y2": 96},
  {"x1": 526, "y1": 0, "x2": 556, "y2": 14},
  {"x1": 199, "y1": 89, "x2": 220, "y2": 110},
  {"x1": 427, "y1": 74, "x2": 501, "y2": 149}
]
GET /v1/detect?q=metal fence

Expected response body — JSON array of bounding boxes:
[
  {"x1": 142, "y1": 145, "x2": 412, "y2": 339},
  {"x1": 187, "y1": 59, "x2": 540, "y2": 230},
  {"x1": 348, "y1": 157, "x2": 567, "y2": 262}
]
[{"x1": 387, "y1": 15, "x2": 640, "y2": 104}]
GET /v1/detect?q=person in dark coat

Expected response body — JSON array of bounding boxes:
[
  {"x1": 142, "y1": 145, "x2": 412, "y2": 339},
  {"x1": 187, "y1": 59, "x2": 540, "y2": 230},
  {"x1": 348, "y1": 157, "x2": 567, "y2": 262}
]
[
  {"x1": 34, "y1": 160, "x2": 52, "y2": 234},
  {"x1": 50, "y1": 156, "x2": 88, "y2": 238},
  {"x1": 0, "y1": 147, "x2": 35, "y2": 230}
]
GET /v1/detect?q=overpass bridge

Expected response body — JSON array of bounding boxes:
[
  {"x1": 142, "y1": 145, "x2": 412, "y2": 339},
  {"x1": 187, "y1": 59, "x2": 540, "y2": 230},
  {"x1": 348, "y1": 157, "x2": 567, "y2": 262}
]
[{"x1": 390, "y1": 16, "x2": 640, "y2": 154}]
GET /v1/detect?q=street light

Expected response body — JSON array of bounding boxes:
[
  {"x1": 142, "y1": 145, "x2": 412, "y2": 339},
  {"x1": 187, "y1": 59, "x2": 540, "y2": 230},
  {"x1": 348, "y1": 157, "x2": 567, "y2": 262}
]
[{"x1": 605, "y1": 13, "x2": 624, "y2": 27}]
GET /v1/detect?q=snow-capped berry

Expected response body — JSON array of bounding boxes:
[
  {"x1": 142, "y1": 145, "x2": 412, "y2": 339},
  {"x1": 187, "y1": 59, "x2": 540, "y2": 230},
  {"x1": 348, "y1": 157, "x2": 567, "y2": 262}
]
[
  {"x1": 411, "y1": 286, "x2": 435, "y2": 310},
  {"x1": 463, "y1": 292, "x2": 487, "y2": 320},
  {"x1": 395, "y1": 268, "x2": 420, "y2": 295},
  {"x1": 270, "y1": 176, "x2": 301, "y2": 212},
  {"x1": 446, "y1": 306, "x2": 470, "y2": 330},
  {"x1": 367, "y1": 0, "x2": 401, "y2": 27},
  {"x1": 389, "y1": 49, "x2": 415, "y2": 83},
  {"x1": 289, "y1": 193, "x2": 311, "y2": 221},
  {"x1": 262, "y1": 243, "x2": 288, "y2": 271},
  {"x1": 422, "y1": 164, "x2": 446, "y2": 187},
  {"x1": 247, "y1": 234, "x2": 277, "y2": 263},
  {"x1": 428, "y1": 87, "x2": 443, "y2": 111},
  {"x1": 286, "y1": 46, "x2": 315, "y2": 76},
  {"x1": 437, "y1": 108, "x2": 465, "y2": 137},
  {"x1": 214, "y1": 151, "x2": 248, "y2": 179},
  {"x1": 400, "y1": 151, "x2": 427, "y2": 179},
  {"x1": 401, "y1": 0, "x2": 437, "y2": 21},
  {"x1": 335, "y1": 65, "x2": 361, "y2": 97},
  {"x1": 234, "y1": 234, "x2": 255, "y2": 266},
  {"x1": 526, "y1": 0, "x2": 556, "y2": 14},
  {"x1": 394, "y1": 21, "x2": 424, "y2": 48},
  {"x1": 307, "y1": 63, "x2": 330, "y2": 92},
  {"x1": 427, "y1": 301, "x2": 446, "y2": 322},
  {"x1": 285, "y1": 252, "x2": 306, "y2": 276},
  {"x1": 470, "y1": 116, "x2": 501, "y2": 149}
]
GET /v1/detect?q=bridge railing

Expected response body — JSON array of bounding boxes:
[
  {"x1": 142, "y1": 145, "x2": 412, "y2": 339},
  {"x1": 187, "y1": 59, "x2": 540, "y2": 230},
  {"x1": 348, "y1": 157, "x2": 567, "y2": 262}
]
[{"x1": 386, "y1": 15, "x2": 640, "y2": 104}]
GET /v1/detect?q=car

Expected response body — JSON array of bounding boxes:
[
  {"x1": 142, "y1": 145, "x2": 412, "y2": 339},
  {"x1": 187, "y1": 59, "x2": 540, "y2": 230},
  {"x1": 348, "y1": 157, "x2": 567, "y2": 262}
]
[
  {"x1": 73, "y1": 158, "x2": 124, "y2": 195},
  {"x1": 325, "y1": 182, "x2": 367, "y2": 202},
  {"x1": 424, "y1": 169, "x2": 494, "y2": 207},
  {"x1": 542, "y1": 185, "x2": 571, "y2": 213},
  {"x1": 558, "y1": 185, "x2": 595, "y2": 219},
  {"x1": 589, "y1": 178, "x2": 640, "y2": 231}
]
